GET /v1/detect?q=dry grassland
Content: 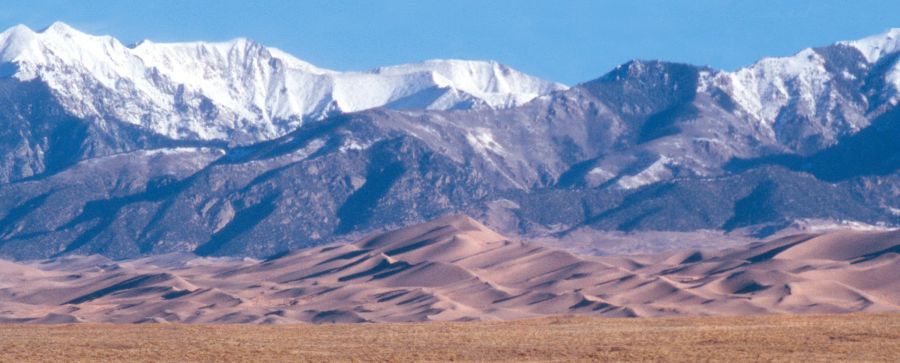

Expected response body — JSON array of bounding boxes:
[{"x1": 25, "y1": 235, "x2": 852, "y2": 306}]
[{"x1": 1, "y1": 313, "x2": 898, "y2": 362}]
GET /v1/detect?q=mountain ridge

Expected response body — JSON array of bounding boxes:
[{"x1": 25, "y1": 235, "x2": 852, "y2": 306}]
[
  {"x1": 0, "y1": 24, "x2": 898, "y2": 259},
  {"x1": 0, "y1": 22, "x2": 566, "y2": 142}
]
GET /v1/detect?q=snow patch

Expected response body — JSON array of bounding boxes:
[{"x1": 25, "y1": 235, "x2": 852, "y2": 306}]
[
  {"x1": 722, "y1": 48, "x2": 830, "y2": 125},
  {"x1": 465, "y1": 128, "x2": 507, "y2": 157},
  {"x1": 291, "y1": 138, "x2": 326, "y2": 159},
  {"x1": 339, "y1": 139, "x2": 367, "y2": 153},
  {"x1": 789, "y1": 218, "x2": 897, "y2": 232},
  {"x1": 617, "y1": 156, "x2": 673, "y2": 190}
]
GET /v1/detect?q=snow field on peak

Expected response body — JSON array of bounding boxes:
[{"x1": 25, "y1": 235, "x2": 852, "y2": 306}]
[
  {"x1": 0, "y1": 22, "x2": 567, "y2": 142},
  {"x1": 840, "y1": 28, "x2": 900, "y2": 63}
]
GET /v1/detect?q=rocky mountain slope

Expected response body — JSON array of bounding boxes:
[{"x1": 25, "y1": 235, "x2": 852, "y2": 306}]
[{"x1": 0, "y1": 25, "x2": 898, "y2": 259}]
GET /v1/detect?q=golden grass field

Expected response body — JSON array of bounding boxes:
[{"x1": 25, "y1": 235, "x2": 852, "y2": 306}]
[{"x1": 1, "y1": 313, "x2": 898, "y2": 362}]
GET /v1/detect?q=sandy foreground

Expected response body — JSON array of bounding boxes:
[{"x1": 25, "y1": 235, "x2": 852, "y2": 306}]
[{"x1": 1, "y1": 313, "x2": 898, "y2": 362}]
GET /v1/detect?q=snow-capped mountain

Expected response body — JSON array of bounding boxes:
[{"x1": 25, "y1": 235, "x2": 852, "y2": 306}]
[
  {"x1": 0, "y1": 22, "x2": 566, "y2": 142},
  {"x1": 0, "y1": 25, "x2": 898, "y2": 260},
  {"x1": 700, "y1": 33, "x2": 896, "y2": 153},
  {"x1": 841, "y1": 28, "x2": 900, "y2": 63}
]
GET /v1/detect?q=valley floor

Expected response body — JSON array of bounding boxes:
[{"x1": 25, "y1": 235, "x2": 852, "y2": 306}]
[{"x1": 1, "y1": 313, "x2": 897, "y2": 362}]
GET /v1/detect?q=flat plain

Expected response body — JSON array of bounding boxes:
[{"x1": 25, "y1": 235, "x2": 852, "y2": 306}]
[{"x1": 1, "y1": 313, "x2": 898, "y2": 362}]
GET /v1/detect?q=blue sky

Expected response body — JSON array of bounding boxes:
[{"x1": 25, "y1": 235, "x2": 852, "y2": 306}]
[{"x1": 2, "y1": 0, "x2": 899, "y2": 84}]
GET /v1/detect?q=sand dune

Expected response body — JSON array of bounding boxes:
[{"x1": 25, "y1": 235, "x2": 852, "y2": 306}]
[{"x1": 0, "y1": 215, "x2": 897, "y2": 323}]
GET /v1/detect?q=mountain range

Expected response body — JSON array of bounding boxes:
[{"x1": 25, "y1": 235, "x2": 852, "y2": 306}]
[
  {"x1": 0, "y1": 22, "x2": 898, "y2": 260},
  {"x1": 0, "y1": 22, "x2": 564, "y2": 144}
]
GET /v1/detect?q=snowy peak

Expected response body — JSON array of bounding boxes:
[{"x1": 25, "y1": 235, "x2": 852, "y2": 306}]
[
  {"x1": 371, "y1": 59, "x2": 566, "y2": 107},
  {"x1": 0, "y1": 22, "x2": 566, "y2": 142},
  {"x1": 700, "y1": 29, "x2": 900, "y2": 150},
  {"x1": 840, "y1": 28, "x2": 900, "y2": 63},
  {"x1": 41, "y1": 20, "x2": 79, "y2": 35},
  {"x1": 716, "y1": 47, "x2": 833, "y2": 124},
  {"x1": 0, "y1": 25, "x2": 37, "y2": 63},
  {"x1": 1, "y1": 22, "x2": 143, "y2": 85}
]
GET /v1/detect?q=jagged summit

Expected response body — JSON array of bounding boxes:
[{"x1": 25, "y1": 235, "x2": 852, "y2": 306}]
[
  {"x1": 695, "y1": 30, "x2": 900, "y2": 145},
  {"x1": 0, "y1": 22, "x2": 567, "y2": 142}
]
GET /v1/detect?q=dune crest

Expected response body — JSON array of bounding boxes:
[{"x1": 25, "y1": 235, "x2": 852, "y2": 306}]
[{"x1": 1, "y1": 215, "x2": 898, "y2": 323}]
